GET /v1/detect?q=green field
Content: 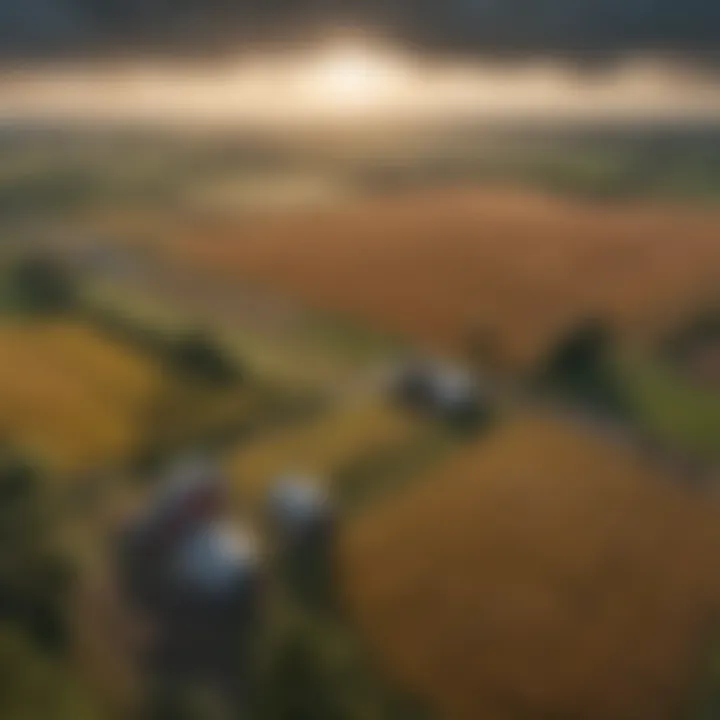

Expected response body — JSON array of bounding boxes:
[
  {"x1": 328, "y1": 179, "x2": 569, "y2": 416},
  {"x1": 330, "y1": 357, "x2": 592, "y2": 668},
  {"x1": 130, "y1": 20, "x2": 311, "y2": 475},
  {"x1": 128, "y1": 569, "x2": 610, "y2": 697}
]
[{"x1": 621, "y1": 358, "x2": 720, "y2": 461}]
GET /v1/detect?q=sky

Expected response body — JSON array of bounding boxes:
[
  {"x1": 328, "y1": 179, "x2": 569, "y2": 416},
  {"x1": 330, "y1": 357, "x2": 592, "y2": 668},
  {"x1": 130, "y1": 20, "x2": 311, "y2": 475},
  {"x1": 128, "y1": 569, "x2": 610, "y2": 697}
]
[
  {"x1": 0, "y1": 0, "x2": 719, "y2": 63},
  {"x1": 1, "y1": 1, "x2": 720, "y2": 127}
]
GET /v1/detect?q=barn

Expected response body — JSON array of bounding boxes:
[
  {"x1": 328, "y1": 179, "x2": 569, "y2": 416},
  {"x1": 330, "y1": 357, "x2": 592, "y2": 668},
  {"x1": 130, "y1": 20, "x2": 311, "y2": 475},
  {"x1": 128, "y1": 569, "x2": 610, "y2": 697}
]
[
  {"x1": 388, "y1": 357, "x2": 492, "y2": 426},
  {"x1": 115, "y1": 456, "x2": 263, "y2": 704}
]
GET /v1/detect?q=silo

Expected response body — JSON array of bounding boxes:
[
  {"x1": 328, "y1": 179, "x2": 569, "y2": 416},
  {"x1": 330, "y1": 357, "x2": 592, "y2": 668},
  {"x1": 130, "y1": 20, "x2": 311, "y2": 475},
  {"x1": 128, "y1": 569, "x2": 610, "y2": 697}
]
[
  {"x1": 265, "y1": 475, "x2": 337, "y2": 609},
  {"x1": 117, "y1": 455, "x2": 229, "y2": 604},
  {"x1": 163, "y1": 520, "x2": 265, "y2": 705}
]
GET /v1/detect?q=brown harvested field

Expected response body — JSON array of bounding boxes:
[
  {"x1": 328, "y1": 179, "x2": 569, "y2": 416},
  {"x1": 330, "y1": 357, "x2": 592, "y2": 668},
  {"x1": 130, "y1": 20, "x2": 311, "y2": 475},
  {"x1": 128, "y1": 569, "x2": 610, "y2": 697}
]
[
  {"x1": 153, "y1": 187, "x2": 720, "y2": 370},
  {"x1": 340, "y1": 415, "x2": 720, "y2": 720}
]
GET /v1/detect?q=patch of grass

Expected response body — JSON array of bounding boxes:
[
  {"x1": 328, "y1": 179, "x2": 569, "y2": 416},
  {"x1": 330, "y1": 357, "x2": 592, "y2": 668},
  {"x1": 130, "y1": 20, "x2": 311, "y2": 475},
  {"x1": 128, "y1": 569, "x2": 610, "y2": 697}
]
[
  {"x1": 226, "y1": 401, "x2": 424, "y2": 505},
  {"x1": 620, "y1": 358, "x2": 720, "y2": 460},
  {"x1": 334, "y1": 427, "x2": 459, "y2": 514},
  {"x1": 306, "y1": 311, "x2": 409, "y2": 364}
]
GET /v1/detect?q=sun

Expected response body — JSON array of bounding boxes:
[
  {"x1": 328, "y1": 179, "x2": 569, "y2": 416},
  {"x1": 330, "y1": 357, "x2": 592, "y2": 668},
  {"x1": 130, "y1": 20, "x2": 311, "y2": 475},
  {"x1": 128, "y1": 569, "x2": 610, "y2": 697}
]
[{"x1": 307, "y1": 44, "x2": 403, "y2": 110}]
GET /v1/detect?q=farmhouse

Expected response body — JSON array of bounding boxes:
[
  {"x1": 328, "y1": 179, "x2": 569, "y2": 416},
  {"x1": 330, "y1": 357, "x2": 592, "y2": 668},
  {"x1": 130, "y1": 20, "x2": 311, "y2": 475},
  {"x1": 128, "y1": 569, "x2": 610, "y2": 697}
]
[{"x1": 389, "y1": 357, "x2": 491, "y2": 425}]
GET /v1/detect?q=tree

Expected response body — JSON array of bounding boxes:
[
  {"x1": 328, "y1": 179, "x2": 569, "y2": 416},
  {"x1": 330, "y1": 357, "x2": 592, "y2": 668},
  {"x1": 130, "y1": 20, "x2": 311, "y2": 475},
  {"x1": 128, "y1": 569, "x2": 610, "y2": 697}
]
[
  {"x1": 259, "y1": 621, "x2": 343, "y2": 720},
  {"x1": 0, "y1": 448, "x2": 73, "y2": 652},
  {"x1": 9, "y1": 255, "x2": 78, "y2": 314},
  {"x1": 537, "y1": 319, "x2": 629, "y2": 416},
  {"x1": 164, "y1": 330, "x2": 240, "y2": 386}
]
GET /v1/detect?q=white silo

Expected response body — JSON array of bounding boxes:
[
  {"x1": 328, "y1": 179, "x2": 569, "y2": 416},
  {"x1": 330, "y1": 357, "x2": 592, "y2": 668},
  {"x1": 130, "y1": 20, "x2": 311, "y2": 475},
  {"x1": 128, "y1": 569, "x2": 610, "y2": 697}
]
[{"x1": 265, "y1": 474, "x2": 337, "y2": 607}]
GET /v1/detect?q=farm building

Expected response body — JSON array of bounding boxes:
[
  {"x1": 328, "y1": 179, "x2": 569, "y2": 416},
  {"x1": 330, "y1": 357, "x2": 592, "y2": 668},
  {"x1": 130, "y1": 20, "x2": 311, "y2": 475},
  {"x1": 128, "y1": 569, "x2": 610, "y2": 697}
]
[
  {"x1": 142, "y1": 456, "x2": 228, "y2": 533},
  {"x1": 266, "y1": 474, "x2": 337, "y2": 606},
  {"x1": 388, "y1": 357, "x2": 492, "y2": 426},
  {"x1": 266, "y1": 474, "x2": 333, "y2": 542},
  {"x1": 116, "y1": 456, "x2": 263, "y2": 700},
  {"x1": 173, "y1": 519, "x2": 258, "y2": 597}
]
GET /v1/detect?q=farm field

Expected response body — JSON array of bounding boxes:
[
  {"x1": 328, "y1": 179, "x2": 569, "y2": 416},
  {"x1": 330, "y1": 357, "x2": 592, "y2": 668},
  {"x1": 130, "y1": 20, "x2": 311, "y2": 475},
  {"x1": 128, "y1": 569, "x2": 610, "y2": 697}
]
[
  {"x1": 0, "y1": 318, "x2": 259, "y2": 478},
  {"x1": 621, "y1": 358, "x2": 720, "y2": 461},
  {"x1": 225, "y1": 399, "x2": 427, "y2": 505},
  {"x1": 0, "y1": 320, "x2": 162, "y2": 474},
  {"x1": 340, "y1": 413, "x2": 720, "y2": 720},
  {"x1": 1, "y1": 127, "x2": 719, "y2": 719},
  {"x1": 139, "y1": 186, "x2": 720, "y2": 371}
]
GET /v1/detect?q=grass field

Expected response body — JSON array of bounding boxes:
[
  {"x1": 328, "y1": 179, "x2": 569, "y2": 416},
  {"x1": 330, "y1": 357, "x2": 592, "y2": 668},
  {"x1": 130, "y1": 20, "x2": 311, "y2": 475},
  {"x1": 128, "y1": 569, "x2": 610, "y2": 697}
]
[
  {"x1": 225, "y1": 400, "x2": 426, "y2": 505},
  {"x1": 621, "y1": 359, "x2": 720, "y2": 461},
  {"x1": 128, "y1": 186, "x2": 720, "y2": 372},
  {"x1": 340, "y1": 413, "x2": 720, "y2": 720}
]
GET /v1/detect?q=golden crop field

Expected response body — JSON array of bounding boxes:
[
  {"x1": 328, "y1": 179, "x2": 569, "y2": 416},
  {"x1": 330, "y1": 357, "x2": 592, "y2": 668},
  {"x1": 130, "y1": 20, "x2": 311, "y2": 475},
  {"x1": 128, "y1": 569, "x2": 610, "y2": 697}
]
[
  {"x1": 226, "y1": 400, "x2": 422, "y2": 504},
  {"x1": 0, "y1": 316, "x2": 266, "y2": 478},
  {"x1": 340, "y1": 414, "x2": 720, "y2": 720},
  {"x1": 0, "y1": 320, "x2": 163, "y2": 474},
  {"x1": 152, "y1": 187, "x2": 720, "y2": 370}
]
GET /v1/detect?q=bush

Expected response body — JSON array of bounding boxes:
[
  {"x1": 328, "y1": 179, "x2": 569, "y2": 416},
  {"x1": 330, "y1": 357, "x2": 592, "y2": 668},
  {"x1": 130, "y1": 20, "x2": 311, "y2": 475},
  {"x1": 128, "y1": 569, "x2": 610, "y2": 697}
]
[
  {"x1": 0, "y1": 448, "x2": 72, "y2": 653},
  {"x1": 259, "y1": 618, "x2": 353, "y2": 720},
  {"x1": 537, "y1": 319, "x2": 629, "y2": 417},
  {"x1": 164, "y1": 330, "x2": 240, "y2": 386},
  {"x1": 541, "y1": 321, "x2": 610, "y2": 382},
  {"x1": 88, "y1": 306, "x2": 243, "y2": 386},
  {"x1": 9, "y1": 255, "x2": 78, "y2": 314}
]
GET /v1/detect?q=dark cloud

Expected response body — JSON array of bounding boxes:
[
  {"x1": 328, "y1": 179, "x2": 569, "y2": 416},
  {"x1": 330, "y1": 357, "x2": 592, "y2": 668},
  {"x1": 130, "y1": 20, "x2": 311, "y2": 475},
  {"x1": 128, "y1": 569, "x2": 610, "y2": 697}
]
[{"x1": 0, "y1": 0, "x2": 719, "y2": 63}]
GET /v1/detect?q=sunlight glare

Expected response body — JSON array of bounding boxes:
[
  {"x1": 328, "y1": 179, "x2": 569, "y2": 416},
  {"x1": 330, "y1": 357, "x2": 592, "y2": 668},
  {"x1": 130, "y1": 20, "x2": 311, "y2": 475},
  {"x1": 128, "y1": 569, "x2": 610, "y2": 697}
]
[{"x1": 306, "y1": 44, "x2": 406, "y2": 112}]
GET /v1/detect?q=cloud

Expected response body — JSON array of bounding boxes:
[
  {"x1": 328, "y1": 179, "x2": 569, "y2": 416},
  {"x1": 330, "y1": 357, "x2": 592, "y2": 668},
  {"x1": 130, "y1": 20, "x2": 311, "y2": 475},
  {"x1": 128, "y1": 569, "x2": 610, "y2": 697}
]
[
  {"x1": 0, "y1": 0, "x2": 719, "y2": 64},
  {"x1": 2, "y1": 50, "x2": 720, "y2": 127}
]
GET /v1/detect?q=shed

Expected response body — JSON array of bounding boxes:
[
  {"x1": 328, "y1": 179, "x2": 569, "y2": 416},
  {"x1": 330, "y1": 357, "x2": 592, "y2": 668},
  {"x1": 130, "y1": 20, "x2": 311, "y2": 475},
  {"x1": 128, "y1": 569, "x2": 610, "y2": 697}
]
[{"x1": 389, "y1": 357, "x2": 491, "y2": 425}]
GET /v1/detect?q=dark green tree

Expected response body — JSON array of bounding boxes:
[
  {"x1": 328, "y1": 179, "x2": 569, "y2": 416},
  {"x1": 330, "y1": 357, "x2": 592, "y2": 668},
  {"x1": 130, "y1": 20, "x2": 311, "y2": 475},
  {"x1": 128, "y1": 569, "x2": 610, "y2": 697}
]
[
  {"x1": 10, "y1": 255, "x2": 78, "y2": 314},
  {"x1": 260, "y1": 622, "x2": 343, "y2": 720},
  {"x1": 164, "y1": 330, "x2": 240, "y2": 386},
  {"x1": 537, "y1": 319, "x2": 629, "y2": 417},
  {"x1": 0, "y1": 448, "x2": 73, "y2": 652}
]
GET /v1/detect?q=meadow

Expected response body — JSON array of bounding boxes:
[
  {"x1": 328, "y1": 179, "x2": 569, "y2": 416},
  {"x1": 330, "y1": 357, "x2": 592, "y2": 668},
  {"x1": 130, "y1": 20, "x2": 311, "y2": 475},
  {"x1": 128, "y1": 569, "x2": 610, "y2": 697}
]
[{"x1": 226, "y1": 400, "x2": 422, "y2": 503}]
